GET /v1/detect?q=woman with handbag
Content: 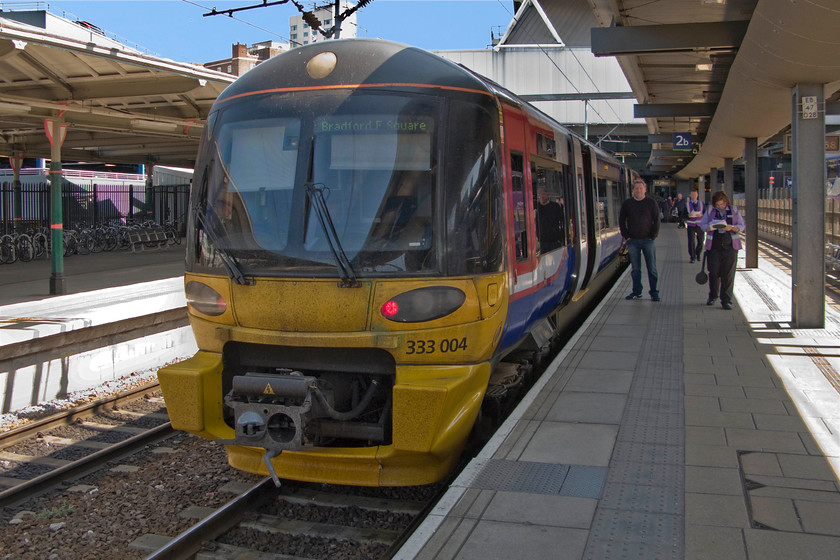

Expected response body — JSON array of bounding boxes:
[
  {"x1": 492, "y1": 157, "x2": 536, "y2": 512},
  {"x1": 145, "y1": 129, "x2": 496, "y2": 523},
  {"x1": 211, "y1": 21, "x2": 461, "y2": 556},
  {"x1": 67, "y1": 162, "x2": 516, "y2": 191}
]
[{"x1": 700, "y1": 191, "x2": 745, "y2": 310}]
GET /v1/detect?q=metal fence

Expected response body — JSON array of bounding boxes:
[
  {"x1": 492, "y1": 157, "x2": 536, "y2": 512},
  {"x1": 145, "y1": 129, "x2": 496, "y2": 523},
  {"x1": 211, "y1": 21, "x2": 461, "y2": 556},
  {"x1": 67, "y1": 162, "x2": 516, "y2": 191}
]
[
  {"x1": 734, "y1": 193, "x2": 840, "y2": 249},
  {"x1": 0, "y1": 181, "x2": 190, "y2": 235}
]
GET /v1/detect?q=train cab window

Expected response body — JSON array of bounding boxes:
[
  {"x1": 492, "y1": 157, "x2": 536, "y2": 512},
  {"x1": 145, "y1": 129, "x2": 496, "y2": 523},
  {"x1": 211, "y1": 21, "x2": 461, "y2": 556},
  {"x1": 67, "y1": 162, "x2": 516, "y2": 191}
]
[
  {"x1": 442, "y1": 99, "x2": 503, "y2": 275},
  {"x1": 311, "y1": 111, "x2": 436, "y2": 272},
  {"x1": 510, "y1": 152, "x2": 528, "y2": 262},
  {"x1": 193, "y1": 93, "x2": 443, "y2": 279},
  {"x1": 209, "y1": 117, "x2": 301, "y2": 250}
]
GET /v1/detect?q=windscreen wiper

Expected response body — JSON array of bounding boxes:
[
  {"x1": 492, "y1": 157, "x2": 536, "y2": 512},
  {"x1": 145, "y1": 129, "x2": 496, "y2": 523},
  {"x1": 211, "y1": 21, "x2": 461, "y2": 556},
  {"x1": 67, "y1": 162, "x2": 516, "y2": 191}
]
[
  {"x1": 304, "y1": 182, "x2": 360, "y2": 288},
  {"x1": 193, "y1": 204, "x2": 253, "y2": 286}
]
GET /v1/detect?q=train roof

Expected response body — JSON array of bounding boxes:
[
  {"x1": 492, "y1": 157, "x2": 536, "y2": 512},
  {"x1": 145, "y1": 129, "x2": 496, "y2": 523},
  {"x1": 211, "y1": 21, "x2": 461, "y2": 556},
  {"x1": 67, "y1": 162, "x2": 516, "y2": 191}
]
[
  {"x1": 213, "y1": 38, "x2": 626, "y2": 170},
  {"x1": 215, "y1": 39, "x2": 492, "y2": 104}
]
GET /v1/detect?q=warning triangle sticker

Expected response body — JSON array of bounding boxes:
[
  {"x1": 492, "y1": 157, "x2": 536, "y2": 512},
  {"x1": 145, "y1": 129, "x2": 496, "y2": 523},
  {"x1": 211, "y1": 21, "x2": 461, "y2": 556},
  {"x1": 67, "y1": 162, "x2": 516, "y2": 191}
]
[{"x1": 263, "y1": 383, "x2": 275, "y2": 395}]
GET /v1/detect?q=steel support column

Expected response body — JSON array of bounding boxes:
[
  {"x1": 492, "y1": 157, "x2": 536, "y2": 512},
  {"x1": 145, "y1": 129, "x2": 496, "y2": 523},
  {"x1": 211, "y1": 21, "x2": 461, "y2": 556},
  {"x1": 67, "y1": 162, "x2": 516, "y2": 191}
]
[
  {"x1": 10, "y1": 152, "x2": 24, "y2": 234},
  {"x1": 791, "y1": 84, "x2": 825, "y2": 328},
  {"x1": 744, "y1": 138, "x2": 758, "y2": 269},
  {"x1": 724, "y1": 158, "x2": 734, "y2": 202},
  {"x1": 48, "y1": 120, "x2": 66, "y2": 295}
]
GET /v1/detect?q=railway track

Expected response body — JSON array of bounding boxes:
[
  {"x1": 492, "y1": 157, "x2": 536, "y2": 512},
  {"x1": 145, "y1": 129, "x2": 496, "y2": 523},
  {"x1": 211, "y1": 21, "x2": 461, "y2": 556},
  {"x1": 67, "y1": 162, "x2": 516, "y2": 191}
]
[
  {"x1": 756, "y1": 239, "x2": 840, "y2": 313},
  {"x1": 0, "y1": 382, "x2": 173, "y2": 508},
  {"x1": 139, "y1": 479, "x2": 441, "y2": 560},
  {"x1": 0, "y1": 379, "x2": 446, "y2": 560}
]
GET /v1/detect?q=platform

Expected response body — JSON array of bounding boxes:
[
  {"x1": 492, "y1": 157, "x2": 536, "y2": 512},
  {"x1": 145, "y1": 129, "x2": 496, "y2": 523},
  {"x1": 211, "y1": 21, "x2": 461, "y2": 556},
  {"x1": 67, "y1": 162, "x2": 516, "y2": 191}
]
[
  {"x1": 397, "y1": 225, "x2": 840, "y2": 560},
  {"x1": 0, "y1": 247, "x2": 185, "y2": 308},
  {"x1": 0, "y1": 248, "x2": 187, "y2": 345},
  {"x1": 0, "y1": 248, "x2": 193, "y2": 414}
]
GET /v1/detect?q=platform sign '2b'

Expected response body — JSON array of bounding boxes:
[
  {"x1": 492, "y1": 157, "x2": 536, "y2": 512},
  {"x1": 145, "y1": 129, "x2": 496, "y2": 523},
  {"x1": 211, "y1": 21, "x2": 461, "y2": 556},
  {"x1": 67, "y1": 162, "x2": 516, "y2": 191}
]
[{"x1": 673, "y1": 132, "x2": 692, "y2": 151}]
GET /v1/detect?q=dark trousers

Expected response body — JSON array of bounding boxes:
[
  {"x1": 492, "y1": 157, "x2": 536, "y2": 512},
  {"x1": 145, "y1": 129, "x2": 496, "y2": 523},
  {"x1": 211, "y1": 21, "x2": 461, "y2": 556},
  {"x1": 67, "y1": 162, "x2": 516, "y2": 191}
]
[
  {"x1": 708, "y1": 245, "x2": 737, "y2": 304},
  {"x1": 687, "y1": 225, "x2": 705, "y2": 260}
]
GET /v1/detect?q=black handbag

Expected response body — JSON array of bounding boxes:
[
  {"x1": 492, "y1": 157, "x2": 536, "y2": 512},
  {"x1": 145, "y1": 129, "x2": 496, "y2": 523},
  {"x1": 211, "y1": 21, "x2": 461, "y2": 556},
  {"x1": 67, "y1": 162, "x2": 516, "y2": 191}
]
[{"x1": 695, "y1": 251, "x2": 708, "y2": 284}]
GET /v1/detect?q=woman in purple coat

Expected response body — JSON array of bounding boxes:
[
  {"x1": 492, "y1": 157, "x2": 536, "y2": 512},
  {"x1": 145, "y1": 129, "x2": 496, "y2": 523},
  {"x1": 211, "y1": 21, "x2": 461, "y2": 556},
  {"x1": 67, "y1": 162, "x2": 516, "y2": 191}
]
[{"x1": 700, "y1": 191, "x2": 745, "y2": 310}]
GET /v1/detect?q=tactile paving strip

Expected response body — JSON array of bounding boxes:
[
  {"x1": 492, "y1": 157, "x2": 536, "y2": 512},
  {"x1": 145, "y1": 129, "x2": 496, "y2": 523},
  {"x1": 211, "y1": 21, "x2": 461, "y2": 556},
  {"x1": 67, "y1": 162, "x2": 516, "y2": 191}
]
[
  {"x1": 472, "y1": 459, "x2": 607, "y2": 499},
  {"x1": 583, "y1": 231, "x2": 685, "y2": 560}
]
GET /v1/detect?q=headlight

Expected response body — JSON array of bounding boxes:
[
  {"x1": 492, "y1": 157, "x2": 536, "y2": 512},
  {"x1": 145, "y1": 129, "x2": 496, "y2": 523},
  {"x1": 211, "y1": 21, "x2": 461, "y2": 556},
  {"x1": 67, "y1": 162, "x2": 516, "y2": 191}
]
[{"x1": 185, "y1": 281, "x2": 227, "y2": 316}]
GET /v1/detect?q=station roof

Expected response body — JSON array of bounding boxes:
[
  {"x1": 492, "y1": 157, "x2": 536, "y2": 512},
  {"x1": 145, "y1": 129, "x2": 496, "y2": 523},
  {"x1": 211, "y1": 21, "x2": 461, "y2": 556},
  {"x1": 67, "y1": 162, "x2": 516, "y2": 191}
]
[
  {"x1": 511, "y1": 0, "x2": 840, "y2": 180},
  {"x1": 0, "y1": 11, "x2": 235, "y2": 169},
  {"x1": 6, "y1": 2, "x2": 840, "y2": 181}
]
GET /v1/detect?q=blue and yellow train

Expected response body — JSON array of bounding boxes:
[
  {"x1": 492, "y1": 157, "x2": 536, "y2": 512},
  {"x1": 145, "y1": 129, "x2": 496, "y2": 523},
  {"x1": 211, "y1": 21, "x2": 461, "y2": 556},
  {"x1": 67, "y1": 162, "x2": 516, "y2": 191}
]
[{"x1": 159, "y1": 39, "x2": 634, "y2": 487}]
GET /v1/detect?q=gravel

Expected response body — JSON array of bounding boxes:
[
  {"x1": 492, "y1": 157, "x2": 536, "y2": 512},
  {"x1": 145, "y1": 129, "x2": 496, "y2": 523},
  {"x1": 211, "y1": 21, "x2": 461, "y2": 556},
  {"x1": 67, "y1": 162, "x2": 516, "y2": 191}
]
[
  {"x1": 0, "y1": 362, "x2": 264, "y2": 560},
  {"x1": 0, "y1": 433, "x2": 263, "y2": 560},
  {"x1": 0, "y1": 369, "x2": 161, "y2": 433}
]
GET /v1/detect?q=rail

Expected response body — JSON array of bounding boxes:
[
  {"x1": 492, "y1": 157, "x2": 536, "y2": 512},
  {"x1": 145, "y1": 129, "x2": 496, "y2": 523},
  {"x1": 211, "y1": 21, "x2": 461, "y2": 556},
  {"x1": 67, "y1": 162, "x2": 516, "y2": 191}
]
[{"x1": 0, "y1": 382, "x2": 173, "y2": 509}]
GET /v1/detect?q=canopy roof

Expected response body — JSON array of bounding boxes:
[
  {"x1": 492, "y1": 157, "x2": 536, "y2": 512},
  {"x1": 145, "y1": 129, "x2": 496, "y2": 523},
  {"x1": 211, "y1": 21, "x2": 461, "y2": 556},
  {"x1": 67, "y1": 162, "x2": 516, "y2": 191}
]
[{"x1": 0, "y1": 12, "x2": 234, "y2": 168}]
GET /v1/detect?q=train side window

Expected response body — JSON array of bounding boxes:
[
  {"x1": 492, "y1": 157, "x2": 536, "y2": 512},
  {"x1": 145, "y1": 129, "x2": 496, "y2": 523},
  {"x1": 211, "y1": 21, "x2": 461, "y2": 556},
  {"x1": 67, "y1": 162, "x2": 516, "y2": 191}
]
[
  {"x1": 532, "y1": 162, "x2": 567, "y2": 253},
  {"x1": 510, "y1": 152, "x2": 528, "y2": 262},
  {"x1": 597, "y1": 176, "x2": 609, "y2": 230}
]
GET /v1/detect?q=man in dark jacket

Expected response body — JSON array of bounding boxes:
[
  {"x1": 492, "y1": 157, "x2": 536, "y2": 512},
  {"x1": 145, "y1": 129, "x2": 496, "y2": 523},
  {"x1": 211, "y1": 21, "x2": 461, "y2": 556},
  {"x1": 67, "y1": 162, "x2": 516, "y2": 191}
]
[
  {"x1": 619, "y1": 178, "x2": 660, "y2": 301},
  {"x1": 675, "y1": 193, "x2": 687, "y2": 228}
]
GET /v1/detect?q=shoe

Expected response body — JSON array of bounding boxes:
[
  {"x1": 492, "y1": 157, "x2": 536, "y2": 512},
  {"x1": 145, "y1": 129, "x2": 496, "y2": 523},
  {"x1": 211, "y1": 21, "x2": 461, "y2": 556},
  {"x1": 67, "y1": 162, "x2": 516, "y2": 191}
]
[
  {"x1": 651, "y1": 294, "x2": 660, "y2": 302},
  {"x1": 690, "y1": 258, "x2": 695, "y2": 263},
  {"x1": 706, "y1": 298, "x2": 716, "y2": 306},
  {"x1": 626, "y1": 293, "x2": 642, "y2": 300},
  {"x1": 722, "y1": 302, "x2": 732, "y2": 310}
]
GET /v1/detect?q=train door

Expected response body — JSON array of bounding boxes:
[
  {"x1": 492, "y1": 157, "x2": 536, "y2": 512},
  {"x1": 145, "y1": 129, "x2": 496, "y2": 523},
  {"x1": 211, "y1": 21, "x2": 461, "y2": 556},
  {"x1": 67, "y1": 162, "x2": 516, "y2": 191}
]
[
  {"x1": 502, "y1": 107, "x2": 537, "y2": 284},
  {"x1": 595, "y1": 156, "x2": 625, "y2": 269},
  {"x1": 571, "y1": 138, "x2": 599, "y2": 293}
]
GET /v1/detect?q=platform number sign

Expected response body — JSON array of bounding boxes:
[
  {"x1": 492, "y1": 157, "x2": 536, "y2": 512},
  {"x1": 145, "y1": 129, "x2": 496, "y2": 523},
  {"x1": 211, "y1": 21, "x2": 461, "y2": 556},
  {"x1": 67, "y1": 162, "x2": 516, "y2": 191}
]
[
  {"x1": 673, "y1": 132, "x2": 692, "y2": 151},
  {"x1": 801, "y1": 96, "x2": 818, "y2": 120}
]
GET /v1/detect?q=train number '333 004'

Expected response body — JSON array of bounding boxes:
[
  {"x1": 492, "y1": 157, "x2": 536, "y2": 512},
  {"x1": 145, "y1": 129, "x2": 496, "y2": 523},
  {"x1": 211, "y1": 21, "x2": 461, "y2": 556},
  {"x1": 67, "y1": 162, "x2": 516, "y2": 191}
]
[{"x1": 406, "y1": 337, "x2": 468, "y2": 355}]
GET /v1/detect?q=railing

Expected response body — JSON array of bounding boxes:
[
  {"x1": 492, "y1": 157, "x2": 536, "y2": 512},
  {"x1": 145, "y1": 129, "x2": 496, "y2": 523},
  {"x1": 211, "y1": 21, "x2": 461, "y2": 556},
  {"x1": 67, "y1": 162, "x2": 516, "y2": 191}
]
[
  {"x1": 0, "y1": 181, "x2": 189, "y2": 235},
  {"x1": 734, "y1": 196, "x2": 840, "y2": 249}
]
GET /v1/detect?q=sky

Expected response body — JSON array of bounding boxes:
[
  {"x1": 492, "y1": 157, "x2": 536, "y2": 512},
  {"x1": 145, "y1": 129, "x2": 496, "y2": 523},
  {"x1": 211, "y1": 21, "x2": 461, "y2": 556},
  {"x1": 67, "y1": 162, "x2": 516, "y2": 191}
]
[{"x1": 40, "y1": 0, "x2": 518, "y2": 63}]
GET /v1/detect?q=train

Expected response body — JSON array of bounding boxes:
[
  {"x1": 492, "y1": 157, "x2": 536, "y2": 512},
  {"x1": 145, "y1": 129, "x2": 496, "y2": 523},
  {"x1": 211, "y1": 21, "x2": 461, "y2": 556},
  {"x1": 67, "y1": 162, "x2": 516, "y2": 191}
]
[{"x1": 158, "y1": 39, "x2": 635, "y2": 487}]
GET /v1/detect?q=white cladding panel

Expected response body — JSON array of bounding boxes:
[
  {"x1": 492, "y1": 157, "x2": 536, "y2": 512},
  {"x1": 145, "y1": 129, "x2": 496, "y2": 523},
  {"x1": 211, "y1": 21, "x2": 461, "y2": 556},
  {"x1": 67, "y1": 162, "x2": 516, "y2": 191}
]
[{"x1": 435, "y1": 47, "x2": 642, "y2": 126}]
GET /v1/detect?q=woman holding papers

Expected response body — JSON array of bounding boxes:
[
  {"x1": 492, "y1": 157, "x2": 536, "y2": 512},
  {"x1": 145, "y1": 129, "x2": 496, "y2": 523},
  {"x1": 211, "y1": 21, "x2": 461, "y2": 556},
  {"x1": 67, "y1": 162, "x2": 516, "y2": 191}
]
[{"x1": 700, "y1": 191, "x2": 745, "y2": 310}]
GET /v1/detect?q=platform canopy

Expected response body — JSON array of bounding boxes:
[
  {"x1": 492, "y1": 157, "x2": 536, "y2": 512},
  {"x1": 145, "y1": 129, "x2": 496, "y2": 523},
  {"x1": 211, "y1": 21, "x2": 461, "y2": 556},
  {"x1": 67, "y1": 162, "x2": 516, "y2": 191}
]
[
  {"x1": 0, "y1": 12, "x2": 235, "y2": 168},
  {"x1": 512, "y1": 0, "x2": 840, "y2": 179}
]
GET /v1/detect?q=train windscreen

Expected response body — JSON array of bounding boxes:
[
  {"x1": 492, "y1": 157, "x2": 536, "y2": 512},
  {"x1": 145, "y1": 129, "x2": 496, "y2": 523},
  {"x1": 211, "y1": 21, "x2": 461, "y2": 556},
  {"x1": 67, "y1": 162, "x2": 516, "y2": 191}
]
[{"x1": 191, "y1": 93, "x2": 440, "y2": 278}]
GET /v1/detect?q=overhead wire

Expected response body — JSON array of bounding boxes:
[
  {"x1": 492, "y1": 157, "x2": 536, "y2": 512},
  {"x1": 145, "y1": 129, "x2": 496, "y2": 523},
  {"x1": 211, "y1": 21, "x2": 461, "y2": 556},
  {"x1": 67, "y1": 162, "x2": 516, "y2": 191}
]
[{"x1": 180, "y1": 0, "x2": 296, "y2": 45}]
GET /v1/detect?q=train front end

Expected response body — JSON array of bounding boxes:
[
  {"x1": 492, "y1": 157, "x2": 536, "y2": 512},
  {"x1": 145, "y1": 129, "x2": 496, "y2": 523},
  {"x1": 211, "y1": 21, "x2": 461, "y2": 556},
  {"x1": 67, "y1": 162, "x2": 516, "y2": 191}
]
[{"x1": 158, "y1": 40, "x2": 508, "y2": 486}]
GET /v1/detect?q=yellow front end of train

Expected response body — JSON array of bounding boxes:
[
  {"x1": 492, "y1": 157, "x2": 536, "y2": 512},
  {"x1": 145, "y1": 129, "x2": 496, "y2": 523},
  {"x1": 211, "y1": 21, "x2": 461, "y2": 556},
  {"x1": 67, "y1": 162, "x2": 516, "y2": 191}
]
[
  {"x1": 159, "y1": 39, "x2": 513, "y2": 486},
  {"x1": 159, "y1": 270, "x2": 508, "y2": 486}
]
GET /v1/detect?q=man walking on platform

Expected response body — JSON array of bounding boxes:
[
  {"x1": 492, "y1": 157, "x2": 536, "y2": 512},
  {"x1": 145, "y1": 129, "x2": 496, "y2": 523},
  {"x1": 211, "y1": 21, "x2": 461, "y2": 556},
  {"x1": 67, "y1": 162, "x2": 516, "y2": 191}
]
[
  {"x1": 619, "y1": 178, "x2": 661, "y2": 301},
  {"x1": 685, "y1": 190, "x2": 705, "y2": 262},
  {"x1": 675, "y1": 193, "x2": 687, "y2": 228}
]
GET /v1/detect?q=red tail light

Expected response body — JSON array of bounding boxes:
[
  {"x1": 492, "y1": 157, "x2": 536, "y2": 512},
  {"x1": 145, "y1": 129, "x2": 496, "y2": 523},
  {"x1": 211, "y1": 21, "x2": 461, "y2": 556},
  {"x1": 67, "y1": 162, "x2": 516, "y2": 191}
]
[{"x1": 381, "y1": 286, "x2": 465, "y2": 323}]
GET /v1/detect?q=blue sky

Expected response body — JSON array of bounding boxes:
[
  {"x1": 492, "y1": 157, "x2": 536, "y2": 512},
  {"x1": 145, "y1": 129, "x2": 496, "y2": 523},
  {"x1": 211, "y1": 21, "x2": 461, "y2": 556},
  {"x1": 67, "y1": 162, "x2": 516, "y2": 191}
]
[{"x1": 46, "y1": 0, "x2": 517, "y2": 63}]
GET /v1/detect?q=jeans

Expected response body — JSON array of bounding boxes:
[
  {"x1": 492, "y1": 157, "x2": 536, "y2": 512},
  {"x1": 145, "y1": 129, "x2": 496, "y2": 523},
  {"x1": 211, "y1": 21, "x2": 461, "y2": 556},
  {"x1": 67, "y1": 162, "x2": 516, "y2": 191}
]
[{"x1": 627, "y1": 238, "x2": 659, "y2": 298}]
